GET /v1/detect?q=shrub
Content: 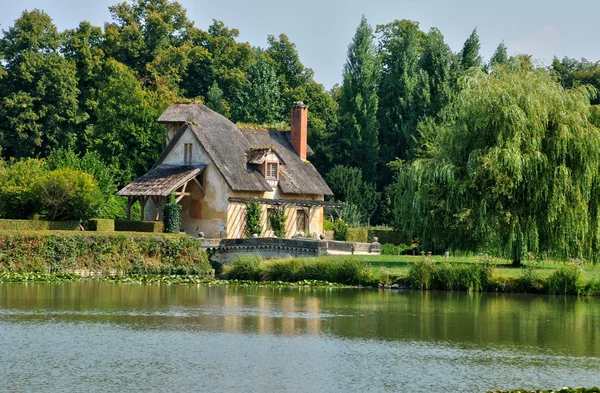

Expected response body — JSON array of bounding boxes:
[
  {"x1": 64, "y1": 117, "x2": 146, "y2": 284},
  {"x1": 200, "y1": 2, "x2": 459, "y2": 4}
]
[
  {"x1": 88, "y1": 219, "x2": 115, "y2": 232},
  {"x1": 245, "y1": 199, "x2": 262, "y2": 237},
  {"x1": 163, "y1": 192, "x2": 182, "y2": 233},
  {"x1": 517, "y1": 264, "x2": 543, "y2": 293},
  {"x1": 381, "y1": 243, "x2": 411, "y2": 255},
  {"x1": 408, "y1": 258, "x2": 436, "y2": 289},
  {"x1": 0, "y1": 158, "x2": 47, "y2": 219},
  {"x1": 224, "y1": 254, "x2": 264, "y2": 280},
  {"x1": 331, "y1": 219, "x2": 349, "y2": 241},
  {"x1": 547, "y1": 265, "x2": 582, "y2": 295},
  {"x1": 114, "y1": 220, "x2": 163, "y2": 233},
  {"x1": 269, "y1": 208, "x2": 287, "y2": 238},
  {"x1": 347, "y1": 227, "x2": 368, "y2": 243},
  {"x1": 33, "y1": 168, "x2": 103, "y2": 221}
]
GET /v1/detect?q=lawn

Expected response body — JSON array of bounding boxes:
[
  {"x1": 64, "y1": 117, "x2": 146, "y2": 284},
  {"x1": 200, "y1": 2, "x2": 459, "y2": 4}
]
[{"x1": 303, "y1": 254, "x2": 600, "y2": 281}]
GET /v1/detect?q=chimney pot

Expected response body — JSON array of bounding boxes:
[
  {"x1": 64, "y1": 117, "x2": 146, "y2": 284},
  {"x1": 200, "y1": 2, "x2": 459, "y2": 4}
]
[{"x1": 290, "y1": 102, "x2": 308, "y2": 160}]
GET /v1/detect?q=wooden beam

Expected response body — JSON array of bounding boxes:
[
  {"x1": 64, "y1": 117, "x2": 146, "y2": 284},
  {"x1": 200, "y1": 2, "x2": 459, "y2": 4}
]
[
  {"x1": 139, "y1": 196, "x2": 148, "y2": 221},
  {"x1": 192, "y1": 176, "x2": 204, "y2": 196}
]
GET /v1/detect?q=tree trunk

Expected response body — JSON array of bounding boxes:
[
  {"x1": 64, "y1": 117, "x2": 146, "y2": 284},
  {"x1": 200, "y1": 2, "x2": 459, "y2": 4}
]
[{"x1": 512, "y1": 257, "x2": 521, "y2": 267}]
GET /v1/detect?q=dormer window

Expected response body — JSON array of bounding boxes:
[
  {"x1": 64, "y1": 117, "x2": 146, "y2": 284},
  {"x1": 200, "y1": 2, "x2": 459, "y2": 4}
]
[
  {"x1": 184, "y1": 143, "x2": 193, "y2": 164},
  {"x1": 266, "y1": 162, "x2": 278, "y2": 179}
]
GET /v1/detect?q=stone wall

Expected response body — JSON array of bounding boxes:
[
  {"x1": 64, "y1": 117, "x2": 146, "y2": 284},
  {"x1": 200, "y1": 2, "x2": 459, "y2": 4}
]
[{"x1": 206, "y1": 237, "x2": 380, "y2": 264}]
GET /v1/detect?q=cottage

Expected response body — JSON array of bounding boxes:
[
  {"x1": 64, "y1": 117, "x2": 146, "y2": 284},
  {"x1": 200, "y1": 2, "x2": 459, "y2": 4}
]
[{"x1": 117, "y1": 102, "x2": 341, "y2": 238}]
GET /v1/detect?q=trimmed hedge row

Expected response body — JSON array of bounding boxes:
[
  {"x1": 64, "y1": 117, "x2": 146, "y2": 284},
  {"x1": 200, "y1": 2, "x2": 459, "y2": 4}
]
[
  {"x1": 114, "y1": 220, "x2": 164, "y2": 233},
  {"x1": 88, "y1": 219, "x2": 115, "y2": 232},
  {"x1": 347, "y1": 227, "x2": 368, "y2": 243},
  {"x1": 0, "y1": 232, "x2": 211, "y2": 275},
  {"x1": 0, "y1": 219, "x2": 80, "y2": 231},
  {"x1": 369, "y1": 229, "x2": 406, "y2": 245}
]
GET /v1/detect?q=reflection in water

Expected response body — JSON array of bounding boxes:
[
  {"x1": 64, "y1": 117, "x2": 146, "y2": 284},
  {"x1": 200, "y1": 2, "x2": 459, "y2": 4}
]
[{"x1": 0, "y1": 282, "x2": 599, "y2": 392}]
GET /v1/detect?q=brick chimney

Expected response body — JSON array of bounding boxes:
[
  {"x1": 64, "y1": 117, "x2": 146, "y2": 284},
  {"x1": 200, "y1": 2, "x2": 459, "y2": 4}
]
[{"x1": 290, "y1": 101, "x2": 308, "y2": 160}]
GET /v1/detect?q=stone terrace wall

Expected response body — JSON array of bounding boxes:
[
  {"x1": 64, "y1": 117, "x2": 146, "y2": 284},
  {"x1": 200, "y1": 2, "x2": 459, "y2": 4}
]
[{"x1": 205, "y1": 238, "x2": 380, "y2": 264}]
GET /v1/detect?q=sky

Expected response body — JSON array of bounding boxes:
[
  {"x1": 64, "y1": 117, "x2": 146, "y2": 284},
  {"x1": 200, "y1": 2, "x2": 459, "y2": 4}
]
[{"x1": 1, "y1": 0, "x2": 599, "y2": 89}]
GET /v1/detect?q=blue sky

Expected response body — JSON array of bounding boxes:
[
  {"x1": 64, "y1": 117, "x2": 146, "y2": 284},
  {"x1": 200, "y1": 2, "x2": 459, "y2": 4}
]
[{"x1": 1, "y1": 0, "x2": 599, "y2": 89}]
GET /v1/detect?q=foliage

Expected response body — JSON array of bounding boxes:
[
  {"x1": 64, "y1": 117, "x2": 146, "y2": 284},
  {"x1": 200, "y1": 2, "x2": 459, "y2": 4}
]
[
  {"x1": 115, "y1": 219, "x2": 164, "y2": 233},
  {"x1": 381, "y1": 243, "x2": 411, "y2": 255},
  {"x1": 326, "y1": 165, "x2": 379, "y2": 224},
  {"x1": 347, "y1": 227, "x2": 368, "y2": 243},
  {"x1": 163, "y1": 192, "x2": 182, "y2": 233},
  {"x1": 547, "y1": 265, "x2": 583, "y2": 295},
  {"x1": 0, "y1": 231, "x2": 211, "y2": 275},
  {"x1": 245, "y1": 199, "x2": 262, "y2": 237},
  {"x1": 459, "y1": 28, "x2": 482, "y2": 70},
  {"x1": 368, "y1": 229, "x2": 407, "y2": 245},
  {"x1": 408, "y1": 258, "x2": 494, "y2": 291},
  {"x1": 33, "y1": 168, "x2": 102, "y2": 221},
  {"x1": 269, "y1": 208, "x2": 287, "y2": 238},
  {"x1": 331, "y1": 219, "x2": 349, "y2": 241},
  {"x1": 391, "y1": 60, "x2": 600, "y2": 265},
  {"x1": 88, "y1": 219, "x2": 115, "y2": 232},
  {"x1": 0, "y1": 219, "x2": 79, "y2": 231},
  {"x1": 335, "y1": 16, "x2": 380, "y2": 179},
  {"x1": 225, "y1": 256, "x2": 374, "y2": 286},
  {"x1": 0, "y1": 158, "x2": 47, "y2": 219}
]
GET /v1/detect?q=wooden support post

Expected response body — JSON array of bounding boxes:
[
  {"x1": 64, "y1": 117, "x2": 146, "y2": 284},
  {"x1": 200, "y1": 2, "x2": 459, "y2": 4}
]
[
  {"x1": 139, "y1": 196, "x2": 148, "y2": 221},
  {"x1": 126, "y1": 196, "x2": 134, "y2": 220}
]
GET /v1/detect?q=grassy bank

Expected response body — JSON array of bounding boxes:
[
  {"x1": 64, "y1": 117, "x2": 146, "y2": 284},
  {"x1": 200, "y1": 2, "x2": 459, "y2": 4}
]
[
  {"x1": 222, "y1": 254, "x2": 600, "y2": 296},
  {"x1": 0, "y1": 231, "x2": 212, "y2": 275}
]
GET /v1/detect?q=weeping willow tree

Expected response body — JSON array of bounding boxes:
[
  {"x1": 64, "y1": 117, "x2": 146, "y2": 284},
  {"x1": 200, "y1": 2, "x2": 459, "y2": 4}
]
[{"x1": 392, "y1": 58, "x2": 600, "y2": 265}]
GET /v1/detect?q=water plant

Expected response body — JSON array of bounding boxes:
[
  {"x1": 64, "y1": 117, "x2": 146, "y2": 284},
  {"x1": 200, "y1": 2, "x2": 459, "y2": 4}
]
[{"x1": 547, "y1": 265, "x2": 582, "y2": 295}]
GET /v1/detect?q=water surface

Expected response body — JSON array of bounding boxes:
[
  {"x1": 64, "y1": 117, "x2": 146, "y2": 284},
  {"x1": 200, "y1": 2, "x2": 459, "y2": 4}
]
[{"x1": 0, "y1": 282, "x2": 599, "y2": 392}]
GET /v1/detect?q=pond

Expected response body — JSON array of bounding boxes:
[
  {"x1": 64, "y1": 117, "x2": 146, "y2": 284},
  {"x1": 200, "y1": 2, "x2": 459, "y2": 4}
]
[{"x1": 0, "y1": 282, "x2": 599, "y2": 392}]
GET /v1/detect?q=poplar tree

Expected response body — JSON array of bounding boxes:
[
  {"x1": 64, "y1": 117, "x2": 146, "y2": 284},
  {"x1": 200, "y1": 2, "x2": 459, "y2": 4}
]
[
  {"x1": 489, "y1": 42, "x2": 508, "y2": 66},
  {"x1": 459, "y1": 28, "x2": 482, "y2": 70},
  {"x1": 336, "y1": 16, "x2": 380, "y2": 180}
]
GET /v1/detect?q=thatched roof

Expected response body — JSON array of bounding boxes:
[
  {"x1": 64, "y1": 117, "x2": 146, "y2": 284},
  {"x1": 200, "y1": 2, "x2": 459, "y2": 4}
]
[
  {"x1": 242, "y1": 129, "x2": 332, "y2": 195},
  {"x1": 156, "y1": 104, "x2": 272, "y2": 192},
  {"x1": 146, "y1": 103, "x2": 331, "y2": 196},
  {"x1": 117, "y1": 165, "x2": 206, "y2": 196}
]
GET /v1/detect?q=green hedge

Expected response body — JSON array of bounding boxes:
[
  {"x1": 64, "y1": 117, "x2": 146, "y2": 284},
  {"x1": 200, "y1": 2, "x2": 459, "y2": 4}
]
[
  {"x1": 368, "y1": 229, "x2": 406, "y2": 245},
  {"x1": 114, "y1": 220, "x2": 164, "y2": 233},
  {"x1": 0, "y1": 232, "x2": 211, "y2": 275},
  {"x1": 347, "y1": 227, "x2": 368, "y2": 243},
  {"x1": 0, "y1": 219, "x2": 79, "y2": 231},
  {"x1": 88, "y1": 219, "x2": 114, "y2": 232}
]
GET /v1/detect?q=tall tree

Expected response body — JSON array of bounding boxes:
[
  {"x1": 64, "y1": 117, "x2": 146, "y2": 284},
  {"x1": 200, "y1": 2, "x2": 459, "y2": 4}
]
[
  {"x1": 376, "y1": 19, "x2": 426, "y2": 167},
  {"x1": 0, "y1": 10, "x2": 82, "y2": 158},
  {"x1": 392, "y1": 58, "x2": 600, "y2": 265},
  {"x1": 489, "y1": 41, "x2": 508, "y2": 66},
  {"x1": 234, "y1": 52, "x2": 283, "y2": 124},
  {"x1": 336, "y1": 16, "x2": 380, "y2": 179},
  {"x1": 459, "y1": 28, "x2": 482, "y2": 70}
]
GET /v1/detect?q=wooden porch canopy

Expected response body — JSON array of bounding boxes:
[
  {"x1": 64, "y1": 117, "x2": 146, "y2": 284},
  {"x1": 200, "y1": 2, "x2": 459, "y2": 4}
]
[
  {"x1": 228, "y1": 197, "x2": 345, "y2": 224},
  {"x1": 117, "y1": 165, "x2": 206, "y2": 220}
]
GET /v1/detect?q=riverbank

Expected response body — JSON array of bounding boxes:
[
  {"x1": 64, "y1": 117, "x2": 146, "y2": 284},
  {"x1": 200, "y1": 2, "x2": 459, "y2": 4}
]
[{"x1": 0, "y1": 231, "x2": 212, "y2": 275}]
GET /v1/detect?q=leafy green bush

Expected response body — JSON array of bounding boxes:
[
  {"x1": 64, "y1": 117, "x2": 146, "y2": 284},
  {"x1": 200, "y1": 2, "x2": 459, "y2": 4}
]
[
  {"x1": 33, "y1": 168, "x2": 103, "y2": 221},
  {"x1": 163, "y1": 192, "x2": 182, "y2": 233},
  {"x1": 225, "y1": 256, "x2": 375, "y2": 286},
  {"x1": 0, "y1": 158, "x2": 47, "y2": 219},
  {"x1": 224, "y1": 254, "x2": 264, "y2": 280},
  {"x1": 331, "y1": 219, "x2": 349, "y2": 241},
  {"x1": 114, "y1": 220, "x2": 163, "y2": 233},
  {"x1": 269, "y1": 208, "x2": 287, "y2": 238},
  {"x1": 381, "y1": 243, "x2": 411, "y2": 255},
  {"x1": 547, "y1": 265, "x2": 582, "y2": 295},
  {"x1": 517, "y1": 264, "x2": 543, "y2": 293},
  {"x1": 408, "y1": 258, "x2": 494, "y2": 292},
  {"x1": 347, "y1": 227, "x2": 368, "y2": 242},
  {"x1": 245, "y1": 199, "x2": 262, "y2": 237},
  {"x1": 88, "y1": 219, "x2": 115, "y2": 232}
]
